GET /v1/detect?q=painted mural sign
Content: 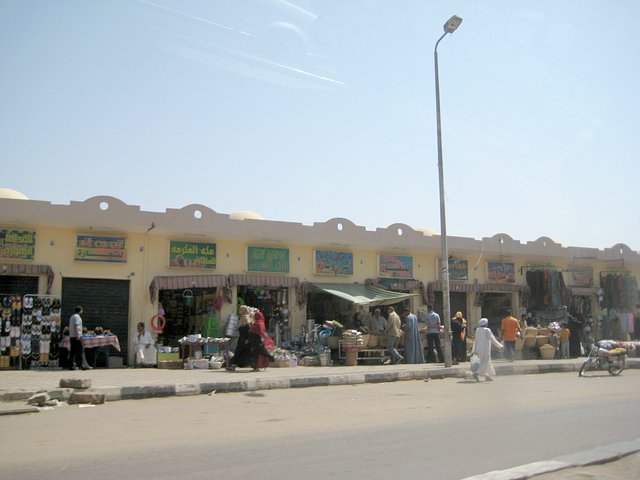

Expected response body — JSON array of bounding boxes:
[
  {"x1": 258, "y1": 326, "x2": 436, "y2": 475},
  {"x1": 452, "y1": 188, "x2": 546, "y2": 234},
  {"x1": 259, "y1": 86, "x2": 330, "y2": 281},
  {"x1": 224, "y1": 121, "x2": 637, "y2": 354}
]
[
  {"x1": 438, "y1": 258, "x2": 469, "y2": 281},
  {"x1": 247, "y1": 246, "x2": 289, "y2": 273},
  {"x1": 378, "y1": 254, "x2": 413, "y2": 279},
  {"x1": 314, "y1": 250, "x2": 353, "y2": 275},
  {"x1": 487, "y1": 261, "x2": 515, "y2": 283},
  {"x1": 169, "y1": 240, "x2": 216, "y2": 269},
  {"x1": 0, "y1": 229, "x2": 35, "y2": 260},
  {"x1": 570, "y1": 268, "x2": 593, "y2": 287},
  {"x1": 75, "y1": 234, "x2": 127, "y2": 263}
]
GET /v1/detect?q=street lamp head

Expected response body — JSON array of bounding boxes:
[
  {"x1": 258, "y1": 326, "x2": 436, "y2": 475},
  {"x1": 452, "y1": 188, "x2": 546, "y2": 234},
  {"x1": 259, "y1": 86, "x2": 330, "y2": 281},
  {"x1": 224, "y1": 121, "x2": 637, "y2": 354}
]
[{"x1": 443, "y1": 15, "x2": 462, "y2": 34}]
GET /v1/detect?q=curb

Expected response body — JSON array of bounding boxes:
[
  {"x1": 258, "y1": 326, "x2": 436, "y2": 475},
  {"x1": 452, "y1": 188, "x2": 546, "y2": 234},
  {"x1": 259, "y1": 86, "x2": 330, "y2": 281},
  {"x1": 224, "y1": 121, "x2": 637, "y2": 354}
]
[
  {"x1": 460, "y1": 439, "x2": 640, "y2": 479},
  {"x1": 0, "y1": 358, "x2": 637, "y2": 407}
]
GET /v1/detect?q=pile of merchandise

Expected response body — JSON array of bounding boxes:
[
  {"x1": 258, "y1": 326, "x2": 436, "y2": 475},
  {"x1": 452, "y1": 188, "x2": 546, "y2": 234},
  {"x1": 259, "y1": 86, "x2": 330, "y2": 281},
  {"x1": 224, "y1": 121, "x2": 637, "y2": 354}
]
[{"x1": 341, "y1": 329, "x2": 364, "y2": 349}]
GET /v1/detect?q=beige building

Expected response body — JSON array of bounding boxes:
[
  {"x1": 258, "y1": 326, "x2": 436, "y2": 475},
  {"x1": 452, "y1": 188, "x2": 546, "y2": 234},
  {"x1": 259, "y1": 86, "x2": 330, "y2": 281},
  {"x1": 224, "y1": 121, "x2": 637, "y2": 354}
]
[{"x1": 1, "y1": 189, "x2": 638, "y2": 365}]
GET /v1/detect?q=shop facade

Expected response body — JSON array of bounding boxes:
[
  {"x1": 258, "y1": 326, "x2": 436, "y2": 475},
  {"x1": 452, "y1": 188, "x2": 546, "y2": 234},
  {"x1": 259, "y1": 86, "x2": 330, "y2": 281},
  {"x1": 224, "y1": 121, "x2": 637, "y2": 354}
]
[{"x1": 1, "y1": 194, "x2": 639, "y2": 368}]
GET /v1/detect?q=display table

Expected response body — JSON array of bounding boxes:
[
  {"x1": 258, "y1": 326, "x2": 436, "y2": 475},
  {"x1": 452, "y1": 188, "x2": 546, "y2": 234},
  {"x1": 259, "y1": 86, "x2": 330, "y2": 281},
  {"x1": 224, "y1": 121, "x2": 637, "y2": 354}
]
[
  {"x1": 60, "y1": 334, "x2": 121, "y2": 351},
  {"x1": 178, "y1": 337, "x2": 230, "y2": 365},
  {"x1": 60, "y1": 335, "x2": 121, "y2": 368}
]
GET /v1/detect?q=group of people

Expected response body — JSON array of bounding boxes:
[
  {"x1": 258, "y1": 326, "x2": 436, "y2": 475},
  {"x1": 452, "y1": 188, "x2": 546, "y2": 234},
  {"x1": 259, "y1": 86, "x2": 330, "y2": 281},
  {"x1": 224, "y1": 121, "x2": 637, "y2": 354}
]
[
  {"x1": 365, "y1": 304, "x2": 470, "y2": 366},
  {"x1": 226, "y1": 305, "x2": 275, "y2": 372},
  {"x1": 360, "y1": 304, "x2": 509, "y2": 383}
]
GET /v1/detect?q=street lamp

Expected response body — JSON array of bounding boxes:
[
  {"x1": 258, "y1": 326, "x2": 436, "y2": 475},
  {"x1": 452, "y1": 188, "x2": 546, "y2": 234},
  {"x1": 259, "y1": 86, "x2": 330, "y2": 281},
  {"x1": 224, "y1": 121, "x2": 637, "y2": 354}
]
[{"x1": 434, "y1": 15, "x2": 462, "y2": 368}]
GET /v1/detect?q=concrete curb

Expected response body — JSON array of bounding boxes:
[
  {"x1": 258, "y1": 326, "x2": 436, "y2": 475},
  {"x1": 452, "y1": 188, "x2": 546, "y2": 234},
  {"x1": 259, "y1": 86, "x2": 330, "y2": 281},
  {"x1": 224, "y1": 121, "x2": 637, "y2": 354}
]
[
  {"x1": 461, "y1": 439, "x2": 640, "y2": 480},
  {"x1": 0, "y1": 358, "x2": 637, "y2": 406}
]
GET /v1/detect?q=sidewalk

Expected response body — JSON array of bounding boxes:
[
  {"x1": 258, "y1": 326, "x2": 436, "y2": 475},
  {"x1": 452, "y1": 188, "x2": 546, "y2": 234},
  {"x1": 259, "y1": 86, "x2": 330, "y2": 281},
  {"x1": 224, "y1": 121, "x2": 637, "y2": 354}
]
[
  {"x1": 1, "y1": 357, "x2": 639, "y2": 479},
  {"x1": 1, "y1": 357, "x2": 637, "y2": 404}
]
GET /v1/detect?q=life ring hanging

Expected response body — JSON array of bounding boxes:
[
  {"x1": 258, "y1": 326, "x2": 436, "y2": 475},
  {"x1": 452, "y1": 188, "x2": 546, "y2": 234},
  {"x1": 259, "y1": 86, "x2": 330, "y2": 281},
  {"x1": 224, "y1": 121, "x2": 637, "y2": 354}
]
[{"x1": 150, "y1": 314, "x2": 166, "y2": 334}]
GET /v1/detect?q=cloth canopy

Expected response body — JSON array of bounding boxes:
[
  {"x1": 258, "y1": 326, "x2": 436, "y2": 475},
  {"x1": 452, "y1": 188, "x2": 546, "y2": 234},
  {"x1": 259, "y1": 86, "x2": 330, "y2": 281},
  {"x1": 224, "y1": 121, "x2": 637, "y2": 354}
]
[{"x1": 309, "y1": 283, "x2": 417, "y2": 306}]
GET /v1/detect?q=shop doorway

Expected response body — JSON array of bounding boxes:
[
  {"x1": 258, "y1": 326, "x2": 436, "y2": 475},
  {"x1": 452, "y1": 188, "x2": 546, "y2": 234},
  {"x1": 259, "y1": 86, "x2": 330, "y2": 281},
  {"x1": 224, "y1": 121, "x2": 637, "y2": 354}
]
[
  {"x1": 237, "y1": 286, "x2": 289, "y2": 332},
  {"x1": 0, "y1": 276, "x2": 38, "y2": 296},
  {"x1": 481, "y1": 292, "x2": 512, "y2": 333},
  {"x1": 433, "y1": 292, "x2": 468, "y2": 321},
  {"x1": 61, "y1": 277, "x2": 130, "y2": 365},
  {"x1": 158, "y1": 287, "x2": 221, "y2": 344}
]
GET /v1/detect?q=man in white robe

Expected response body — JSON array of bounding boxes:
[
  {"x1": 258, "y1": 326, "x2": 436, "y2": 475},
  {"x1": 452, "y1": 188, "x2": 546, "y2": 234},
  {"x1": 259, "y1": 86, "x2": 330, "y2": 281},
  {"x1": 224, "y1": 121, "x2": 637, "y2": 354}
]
[
  {"x1": 471, "y1": 318, "x2": 503, "y2": 381},
  {"x1": 133, "y1": 321, "x2": 157, "y2": 366}
]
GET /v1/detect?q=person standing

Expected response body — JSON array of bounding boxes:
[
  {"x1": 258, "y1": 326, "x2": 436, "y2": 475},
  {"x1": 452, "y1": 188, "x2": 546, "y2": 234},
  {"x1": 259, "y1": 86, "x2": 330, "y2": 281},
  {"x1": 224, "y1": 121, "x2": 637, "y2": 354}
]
[
  {"x1": 383, "y1": 306, "x2": 403, "y2": 364},
  {"x1": 559, "y1": 322, "x2": 571, "y2": 359},
  {"x1": 248, "y1": 309, "x2": 275, "y2": 371},
  {"x1": 401, "y1": 308, "x2": 424, "y2": 364},
  {"x1": 450, "y1": 312, "x2": 464, "y2": 363},
  {"x1": 368, "y1": 308, "x2": 387, "y2": 335},
  {"x1": 226, "y1": 305, "x2": 254, "y2": 371},
  {"x1": 471, "y1": 318, "x2": 503, "y2": 382},
  {"x1": 422, "y1": 304, "x2": 443, "y2": 363},
  {"x1": 568, "y1": 313, "x2": 584, "y2": 358},
  {"x1": 500, "y1": 310, "x2": 521, "y2": 362},
  {"x1": 367, "y1": 308, "x2": 386, "y2": 347},
  {"x1": 68, "y1": 305, "x2": 91, "y2": 371}
]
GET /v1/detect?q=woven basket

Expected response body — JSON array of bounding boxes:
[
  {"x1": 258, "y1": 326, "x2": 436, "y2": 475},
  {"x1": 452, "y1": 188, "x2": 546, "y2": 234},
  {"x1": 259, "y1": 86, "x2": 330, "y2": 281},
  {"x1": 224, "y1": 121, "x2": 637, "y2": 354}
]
[{"x1": 539, "y1": 344, "x2": 555, "y2": 359}]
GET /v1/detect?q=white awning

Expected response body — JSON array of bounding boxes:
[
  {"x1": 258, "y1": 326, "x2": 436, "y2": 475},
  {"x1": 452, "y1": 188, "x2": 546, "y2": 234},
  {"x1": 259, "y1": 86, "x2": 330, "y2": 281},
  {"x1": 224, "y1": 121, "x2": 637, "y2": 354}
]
[{"x1": 310, "y1": 283, "x2": 417, "y2": 306}]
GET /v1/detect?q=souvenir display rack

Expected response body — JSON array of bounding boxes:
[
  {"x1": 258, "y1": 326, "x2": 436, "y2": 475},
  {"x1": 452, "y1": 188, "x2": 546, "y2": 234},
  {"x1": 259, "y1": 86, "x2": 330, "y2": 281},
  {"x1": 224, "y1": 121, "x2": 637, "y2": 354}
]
[{"x1": 0, "y1": 294, "x2": 62, "y2": 370}]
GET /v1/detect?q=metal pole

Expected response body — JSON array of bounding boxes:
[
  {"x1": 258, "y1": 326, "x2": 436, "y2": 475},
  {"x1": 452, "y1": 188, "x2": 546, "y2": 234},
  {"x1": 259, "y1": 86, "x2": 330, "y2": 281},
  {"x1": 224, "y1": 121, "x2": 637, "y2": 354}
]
[{"x1": 434, "y1": 32, "x2": 452, "y2": 367}]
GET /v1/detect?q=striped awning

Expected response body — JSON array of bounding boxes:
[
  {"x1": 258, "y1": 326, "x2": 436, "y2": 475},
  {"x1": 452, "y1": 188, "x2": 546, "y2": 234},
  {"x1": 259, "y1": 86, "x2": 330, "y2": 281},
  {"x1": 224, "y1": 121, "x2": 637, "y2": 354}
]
[
  {"x1": 428, "y1": 281, "x2": 529, "y2": 293},
  {"x1": 228, "y1": 274, "x2": 299, "y2": 288},
  {"x1": 1, "y1": 263, "x2": 54, "y2": 294},
  {"x1": 310, "y1": 282, "x2": 417, "y2": 306},
  {"x1": 149, "y1": 274, "x2": 228, "y2": 302}
]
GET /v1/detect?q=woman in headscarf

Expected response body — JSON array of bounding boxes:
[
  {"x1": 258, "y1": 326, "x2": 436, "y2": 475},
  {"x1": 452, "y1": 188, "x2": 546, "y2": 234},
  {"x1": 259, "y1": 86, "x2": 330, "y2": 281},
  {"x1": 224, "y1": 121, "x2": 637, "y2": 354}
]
[
  {"x1": 226, "y1": 305, "x2": 254, "y2": 371},
  {"x1": 471, "y1": 318, "x2": 503, "y2": 382},
  {"x1": 248, "y1": 309, "x2": 275, "y2": 371},
  {"x1": 401, "y1": 308, "x2": 425, "y2": 364},
  {"x1": 451, "y1": 312, "x2": 465, "y2": 363}
]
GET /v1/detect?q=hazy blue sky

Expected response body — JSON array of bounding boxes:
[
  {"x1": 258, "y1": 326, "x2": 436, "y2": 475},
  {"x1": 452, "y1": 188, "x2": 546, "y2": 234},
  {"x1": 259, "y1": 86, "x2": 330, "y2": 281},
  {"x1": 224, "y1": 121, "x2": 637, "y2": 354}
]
[{"x1": 1, "y1": 1, "x2": 638, "y2": 251}]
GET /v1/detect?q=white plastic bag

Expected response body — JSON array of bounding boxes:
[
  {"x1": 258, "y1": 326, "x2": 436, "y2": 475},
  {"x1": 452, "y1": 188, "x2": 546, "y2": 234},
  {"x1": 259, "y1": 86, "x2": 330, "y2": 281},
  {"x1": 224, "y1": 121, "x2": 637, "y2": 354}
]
[{"x1": 470, "y1": 353, "x2": 480, "y2": 373}]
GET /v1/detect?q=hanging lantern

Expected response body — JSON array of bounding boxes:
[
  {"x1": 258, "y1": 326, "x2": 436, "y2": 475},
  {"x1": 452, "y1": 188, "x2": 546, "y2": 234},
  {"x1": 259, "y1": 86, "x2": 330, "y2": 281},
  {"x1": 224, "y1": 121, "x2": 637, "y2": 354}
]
[{"x1": 182, "y1": 289, "x2": 194, "y2": 307}]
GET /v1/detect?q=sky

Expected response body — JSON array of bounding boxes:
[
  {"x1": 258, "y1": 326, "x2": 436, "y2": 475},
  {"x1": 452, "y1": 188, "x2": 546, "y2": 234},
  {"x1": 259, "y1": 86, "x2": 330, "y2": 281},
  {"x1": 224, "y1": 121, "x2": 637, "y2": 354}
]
[{"x1": 1, "y1": 0, "x2": 639, "y2": 252}]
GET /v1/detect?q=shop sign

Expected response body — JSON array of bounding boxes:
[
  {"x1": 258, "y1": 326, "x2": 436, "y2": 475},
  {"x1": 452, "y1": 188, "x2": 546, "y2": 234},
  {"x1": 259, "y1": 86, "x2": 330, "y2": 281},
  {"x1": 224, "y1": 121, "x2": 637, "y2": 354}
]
[
  {"x1": 437, "y1": 258, "x2": 469, "y2": 281},
  {"x1": 570, "y1": 268, "x2": 593, "y2": 287},
  {"x1": 247, "y1": 246, "x2": 289, "y2": 273},
  {"x1": 169, "y1": 240, "x2": 216, "y2": 269},
  {"x1": 378, "y1": 254, "x2": 413, "y2": 279},
  {"x1": 75, "y1": 234, "x2": 127, "y2": 263},
  {"x1": 314, "y1": 250, "x2": 353, "y2": 275},
  {"x1": 0, "y1": 229, "x2": 35, "y2": 260},
  {"x1": 487, "y1": 261, "x2": 515, "y2": 283}
]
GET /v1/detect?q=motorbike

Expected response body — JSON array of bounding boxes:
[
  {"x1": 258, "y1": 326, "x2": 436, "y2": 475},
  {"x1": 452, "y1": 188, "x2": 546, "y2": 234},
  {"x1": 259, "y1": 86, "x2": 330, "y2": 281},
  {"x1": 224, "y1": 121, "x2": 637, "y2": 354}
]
[{"x1": 578, "y1": 340, "x2": 627, "y2": 377}]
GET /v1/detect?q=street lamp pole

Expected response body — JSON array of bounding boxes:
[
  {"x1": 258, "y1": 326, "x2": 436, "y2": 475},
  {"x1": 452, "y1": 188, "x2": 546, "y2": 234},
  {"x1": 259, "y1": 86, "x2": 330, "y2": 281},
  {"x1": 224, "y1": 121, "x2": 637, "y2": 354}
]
[{"x1": 434, "y1": 15, "x2": 462, "y2": 368}]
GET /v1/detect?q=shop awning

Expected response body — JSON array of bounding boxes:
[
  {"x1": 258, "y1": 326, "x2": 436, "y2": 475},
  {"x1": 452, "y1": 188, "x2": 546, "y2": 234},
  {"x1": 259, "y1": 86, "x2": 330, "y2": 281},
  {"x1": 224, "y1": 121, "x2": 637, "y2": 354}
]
[
  {"x1": 309, "y1": 283, "x2": 417, "y2": 306},
  {"x1": 149, "y1": 274, "x2": 228, "y2": 302},
  {"x1": 1, "y1": 263, "x2": 54, "y2": 294},
  {"x1": 228, "y1": 274, "x2": 299, "y2": 288}
]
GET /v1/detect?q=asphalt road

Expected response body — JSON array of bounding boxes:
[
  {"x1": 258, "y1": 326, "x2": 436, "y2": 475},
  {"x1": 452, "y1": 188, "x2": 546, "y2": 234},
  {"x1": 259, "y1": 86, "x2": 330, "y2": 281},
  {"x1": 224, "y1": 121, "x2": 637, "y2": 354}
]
[{"x1": 2, "y1": 370, "x2": 639, "y2": 480}]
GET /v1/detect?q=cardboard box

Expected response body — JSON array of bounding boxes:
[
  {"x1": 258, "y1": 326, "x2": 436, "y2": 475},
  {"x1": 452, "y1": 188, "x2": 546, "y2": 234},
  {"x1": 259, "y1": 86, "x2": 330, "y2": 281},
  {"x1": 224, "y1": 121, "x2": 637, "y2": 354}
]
[
  {"x1": 157, "y1": 360, "x2": 183, "y2": 369},
  {"x1": 186, "y1": 358, "x2": 209, "y2": 369},
  {"x1": 158, "y1": 352, "x2": 180, "y2": 362}
]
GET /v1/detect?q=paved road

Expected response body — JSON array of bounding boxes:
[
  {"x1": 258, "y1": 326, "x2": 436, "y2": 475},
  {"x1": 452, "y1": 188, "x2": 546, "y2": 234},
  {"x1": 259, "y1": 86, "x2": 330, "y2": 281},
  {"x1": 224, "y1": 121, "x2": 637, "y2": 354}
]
[{"x1": 2, "y1": 370, "x2": 639, "y2": 479}]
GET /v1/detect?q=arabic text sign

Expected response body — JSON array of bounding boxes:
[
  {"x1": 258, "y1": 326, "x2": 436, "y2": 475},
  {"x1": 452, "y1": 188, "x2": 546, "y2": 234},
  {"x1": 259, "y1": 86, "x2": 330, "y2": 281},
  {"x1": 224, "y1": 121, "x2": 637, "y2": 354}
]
[
  {"x1": 314, "y1": 250, "x2": 353, "y2": 275},
  {"x1": 169, "y1": 241, "x2": 216, "y2": 269},
  {"x1": 0, "y1": 229, "x2": 35, "y2": 260},
  {"x1": 75, "y1": 234, "x2": 127, "y2": 263},
  {"x1": 247, "y1": 246, "x2": 289, "y2": 273}
]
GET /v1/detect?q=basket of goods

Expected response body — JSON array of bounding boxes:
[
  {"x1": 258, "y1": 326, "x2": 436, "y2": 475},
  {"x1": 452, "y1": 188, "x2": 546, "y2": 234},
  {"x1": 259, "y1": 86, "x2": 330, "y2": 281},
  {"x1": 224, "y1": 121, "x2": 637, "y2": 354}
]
[
  {"x1": 536, "y1": 335, "x2": 549, "y2": 346},
  {"x1": 341, "y1": 330, "x2": 364, "y2": 351},
  {"x1": 539, "y1": 343, "x2": 555, "y2": 359}
]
